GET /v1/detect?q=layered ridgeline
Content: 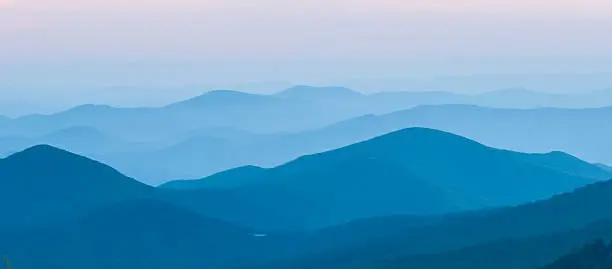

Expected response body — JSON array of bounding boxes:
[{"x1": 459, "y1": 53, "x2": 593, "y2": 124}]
[
  {"x1": 0, "y1": 145, "x2": 291, "y2": 231},
  {"x1": 1, "y1": 129, "x2": 612, "y2": 269},
  {"x1": 302, "y1": 105, "x2": 612, "y2": 166},
  {"x1": 88, "y1": 105, "x2": 612, "y2": 184},
  {"x1": 162, "y1": 128, "x2": 609, "y2": 230},
  {"x1": 0, "y1": 89, "x2": 367, "y2": 140},
  {"x1": 2, "y1": 87, "x2": 612, "y2": 185},
  {"x1": 0, "y1": 145, "x2": 285, "y2": 269},
  {"x1": 0, "y1": 126, "x2": 145, "y2": 158}
]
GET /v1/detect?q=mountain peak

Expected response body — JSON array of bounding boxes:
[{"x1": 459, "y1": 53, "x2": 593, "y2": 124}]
[
  {"x1": 167, "y1": 90, "x2": 273, "y2": 108},
  {"x1": 276, "y1": 85, "x2": 363, "y2": 99},
  {"x1": 0, "y1": 144, "x2": 151, "y2": 228},
  {"x1": 43, "y1": 126, "x2": 107, "y2": 137},
  {"x1": 1, "y1": 144, "x2": 145, "y2": 188},
  {"x1": 6, "y1": 144, "x2": 75, "y2": 159},
  {"x1": 364, "y1": 127, "x2": 483, "y2": 149},
  {"x1": 481, "y1": 88, "x2": 553, "y2": 97},
  {"x1": 66, "y1": 104, "x2": 114, "y2": 113}
]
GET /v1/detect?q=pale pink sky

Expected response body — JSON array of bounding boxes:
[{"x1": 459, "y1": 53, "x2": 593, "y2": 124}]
[
  {"x1": 3, "y1": 0, "x2": 611, "y2": 57},
  {"x1": 1, "y1": 0, "x2": 612, "y2": 98},
  {"x1": 5, "y1": 0, "x2": 612, "y2": 12}
]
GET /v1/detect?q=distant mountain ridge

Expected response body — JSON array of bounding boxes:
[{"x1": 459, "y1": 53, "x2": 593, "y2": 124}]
[
  {"x1": 0, "y1": 126, "x2": 145, "y2": 158},
  {"x1": 104, "y1": 103, "x2": 612, "y2": 184},
  {"x1": 304, "y1": 104, "x2": 612, "y2": 165},
  {"x1": 275, "y1": 85, "x2": 364, "y2": 102},
  {"x1": 5, "y1": 102, "x2": 612, "y2": 185},
  {"x1": 3, "y1": 86, "x2": 612, "y2": 184},
  {"x1": 4, "y1": 86, "x2": 612, "y2": 137},
  {"x1": 166, "y1": 90, "x2": 279, "y2": 108}
]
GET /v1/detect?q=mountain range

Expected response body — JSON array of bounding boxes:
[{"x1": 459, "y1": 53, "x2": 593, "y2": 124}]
[
  {"x1": 0, "y1": 88, "x2": 366, "y2": 140},
  {"x1": 1, "y1": 127, "x2": 612, "y2": 269},
  {"x1": 324, "y1": 105, "x2": 612, "y2": 164},
  {"x1": 163, "y1": 127, "x2": 608, "y2": 229},
  {"x1": 3, "y1": 86, "x2": 612, "y2": 138},
  {"x1": 2, "y1": 86, "x2": 612, "y2": 184},
  {"x1": 111, "y1": 104, "x2": 612, "y2": 184}
]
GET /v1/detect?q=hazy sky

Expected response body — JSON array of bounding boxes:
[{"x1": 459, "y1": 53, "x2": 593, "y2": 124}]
[{"x1": 2, "y1": 0, "x2": 612, "y2": 112}]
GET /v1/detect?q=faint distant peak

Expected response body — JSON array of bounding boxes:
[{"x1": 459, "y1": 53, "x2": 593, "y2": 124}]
[
  {"x1": 275, "y1": 85, "x2": 363, "y2": 99},
  {"x1": 41, "y1": 126, "x2": 114, "y2": 141},
  {"x1": 480, "y1": 88, "x2": 550, "y2": 96},
  {"x1": 68, "y1": 104, "x2": 115, "y2": 112},
  {"x1": 372, "y1": 89, "x2": 460, "y2": 96},
  {"x1": 47, "y1": 126, "x2": 103, "y2": 135},
  {"x1": 206, "y1": 89, "x2": 254, "y2": 96},
  {"x1": 166, "y1": 90, "x2": 274, "y2": 108},
  {"x1": 596, "y1": 163, "x2": 612, "y2": 172},
  {"x1": 197, "y1": 90, "x2": 265, "y2": 99},
  {"x1": 406, "y1": 103, "x2": 487, "y2": 112}
]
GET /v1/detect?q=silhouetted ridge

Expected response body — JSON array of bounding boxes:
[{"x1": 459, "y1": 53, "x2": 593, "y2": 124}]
[
  {"x1": 524, "y1": 151, "x2": 612, "y2": 179},
  {"x1": 8, "y1": 144, "x2": 73, "y2": 157},
  {"x1": 161, "y1": 165, "x2": 267, "y2": 190},
  {"x1": 0, "y1": 145, "x2": 152, "y2": 228},
  {"x1": 164, "y1": 127, "x2": 598, "y2": 230},
  {"x1": 357, "y1": 127, "x2": 486, "y2": 149},
  {"x1": 2, "y1": 144, "x2": 141, "y2": 184},
  {"x1": 4, "y1": 144, "x2": 95, "y2": 167}
]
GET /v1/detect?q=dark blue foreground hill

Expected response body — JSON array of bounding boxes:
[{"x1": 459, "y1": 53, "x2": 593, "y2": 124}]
[
  {"x1": 0, "y1": 145, "x2": 153, "y2": 228},
  {"x1": 0, "y1": 144, "x2": 306, "y2": 232},
  {"x1": 163, "y1": 128, "x2": 605, "y2": 229}
]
